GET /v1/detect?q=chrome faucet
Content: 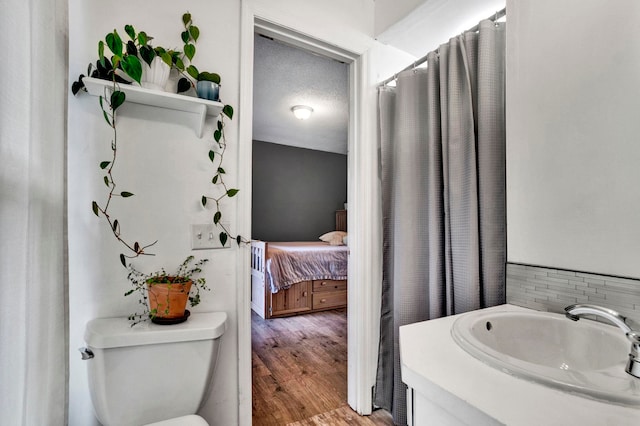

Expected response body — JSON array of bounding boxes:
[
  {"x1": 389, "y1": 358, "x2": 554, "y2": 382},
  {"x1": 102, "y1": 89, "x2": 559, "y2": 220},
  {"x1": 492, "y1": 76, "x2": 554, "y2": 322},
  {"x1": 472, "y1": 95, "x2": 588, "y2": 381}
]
[{"x1": 565, "y1": 304, "x2": 640, "y2": 379}]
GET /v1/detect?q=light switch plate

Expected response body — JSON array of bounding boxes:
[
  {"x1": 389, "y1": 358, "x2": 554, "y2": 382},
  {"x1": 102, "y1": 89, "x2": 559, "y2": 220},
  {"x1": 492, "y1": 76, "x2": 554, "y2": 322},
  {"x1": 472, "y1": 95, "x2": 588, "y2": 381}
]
[{"x1": 191, "y1": 224, "x2": 230, "y2": 250}]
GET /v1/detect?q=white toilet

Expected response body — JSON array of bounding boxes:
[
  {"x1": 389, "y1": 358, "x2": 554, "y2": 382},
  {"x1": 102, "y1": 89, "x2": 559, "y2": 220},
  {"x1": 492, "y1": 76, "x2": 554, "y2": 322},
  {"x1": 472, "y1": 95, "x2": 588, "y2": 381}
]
[{"x1": 81, "y1": 312, "x2": 227, "y2": 426}]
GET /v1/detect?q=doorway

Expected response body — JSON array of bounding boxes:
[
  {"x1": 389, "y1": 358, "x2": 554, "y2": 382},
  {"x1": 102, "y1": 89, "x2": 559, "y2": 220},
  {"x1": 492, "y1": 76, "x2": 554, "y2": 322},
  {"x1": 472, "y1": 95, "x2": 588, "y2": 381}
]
[
  {"x1": 237, "y1": 13, "x2": 383, "y2": 426},
  {"x1": 250, "y1": 30, "x2": 351, "y2": 424}
]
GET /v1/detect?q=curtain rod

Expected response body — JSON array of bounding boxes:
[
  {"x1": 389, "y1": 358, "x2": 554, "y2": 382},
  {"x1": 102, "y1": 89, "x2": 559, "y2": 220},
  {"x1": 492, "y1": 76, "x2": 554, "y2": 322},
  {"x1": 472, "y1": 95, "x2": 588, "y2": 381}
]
[{"x1": 379, "y1": 7, "x2": 506, "y2": 87}]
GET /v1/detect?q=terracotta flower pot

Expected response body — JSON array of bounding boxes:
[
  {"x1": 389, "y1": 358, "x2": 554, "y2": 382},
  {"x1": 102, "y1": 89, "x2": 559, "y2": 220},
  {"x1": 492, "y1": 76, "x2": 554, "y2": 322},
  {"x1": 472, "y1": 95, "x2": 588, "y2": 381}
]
[{"x1": 146, "y1": 278, "x2": 192, "y2": 320}]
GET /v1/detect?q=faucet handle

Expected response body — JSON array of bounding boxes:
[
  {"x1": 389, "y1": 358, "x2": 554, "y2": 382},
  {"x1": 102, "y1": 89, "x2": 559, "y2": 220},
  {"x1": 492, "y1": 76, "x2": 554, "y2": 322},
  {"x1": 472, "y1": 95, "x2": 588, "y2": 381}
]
[{"x1": 628, "y1": 331, "x2": 640, "y2": 346}]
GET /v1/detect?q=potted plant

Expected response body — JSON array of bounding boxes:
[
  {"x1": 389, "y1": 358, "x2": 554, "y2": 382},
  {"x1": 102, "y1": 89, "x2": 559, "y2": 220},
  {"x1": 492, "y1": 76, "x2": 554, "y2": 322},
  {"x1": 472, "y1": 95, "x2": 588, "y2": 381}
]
[
  {"x1": 71, "y1": 12, "x2": 221, "y2": 96},
  {"x1": 126, "y1": 256, "x2": 209, "y2": 325}
]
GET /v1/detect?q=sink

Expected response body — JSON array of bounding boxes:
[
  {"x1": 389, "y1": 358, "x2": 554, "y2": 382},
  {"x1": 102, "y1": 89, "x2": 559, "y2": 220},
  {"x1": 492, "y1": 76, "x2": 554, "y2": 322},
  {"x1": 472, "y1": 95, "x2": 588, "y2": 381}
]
[{"x1": 451, "y1": 309, "x2": 640, "y2": 406}]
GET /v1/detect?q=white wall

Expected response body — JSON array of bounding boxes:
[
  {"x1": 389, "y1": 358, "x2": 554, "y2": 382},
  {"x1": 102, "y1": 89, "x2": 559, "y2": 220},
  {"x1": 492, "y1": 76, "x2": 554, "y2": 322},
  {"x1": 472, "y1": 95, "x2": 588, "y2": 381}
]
[
  {"x1": 374, "y1": 0, "x2": 425, "y2": 36},
  {"x1": 68, "y1": 1, "x2": 241, "y2": 424},
  {"x1": 506, "y1": 0, "x2": 640, "y2": 278}
]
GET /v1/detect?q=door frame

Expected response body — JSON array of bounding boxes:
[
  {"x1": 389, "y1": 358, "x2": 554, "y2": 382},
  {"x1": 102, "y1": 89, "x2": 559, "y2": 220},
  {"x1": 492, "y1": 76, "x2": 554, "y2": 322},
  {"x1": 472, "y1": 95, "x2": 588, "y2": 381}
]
[{"x1": 237, "y1": 4, "x2": 382, "y2": 425}]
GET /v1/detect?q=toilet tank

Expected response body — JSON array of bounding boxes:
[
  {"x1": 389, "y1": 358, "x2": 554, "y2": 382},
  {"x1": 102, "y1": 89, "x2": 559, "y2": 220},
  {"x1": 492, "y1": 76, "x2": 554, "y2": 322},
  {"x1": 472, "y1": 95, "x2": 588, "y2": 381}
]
[{"x1": 83, "y1": 312, "x2": 227, "y2": 426}]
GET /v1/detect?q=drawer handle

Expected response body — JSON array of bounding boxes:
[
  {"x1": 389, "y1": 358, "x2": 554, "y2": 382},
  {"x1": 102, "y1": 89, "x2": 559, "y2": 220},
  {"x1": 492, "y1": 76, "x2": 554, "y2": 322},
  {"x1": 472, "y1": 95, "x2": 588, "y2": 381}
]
[
  {"x1": 303, "y1": 291, "x2": 308, "y2": 297},
  {"x1": 321, "y1": 281, "x2": 327, "y2": 286},
  {"x1": 320, "y1": 298, "x2": 327, "y2": 303}
]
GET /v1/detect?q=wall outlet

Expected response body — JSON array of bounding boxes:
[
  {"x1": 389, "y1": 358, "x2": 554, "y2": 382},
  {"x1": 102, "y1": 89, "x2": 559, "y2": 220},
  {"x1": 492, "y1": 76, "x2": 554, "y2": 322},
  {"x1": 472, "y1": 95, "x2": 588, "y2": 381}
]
[{"x1": 191, "y1": 224, "x2": 230, "y2": 250}]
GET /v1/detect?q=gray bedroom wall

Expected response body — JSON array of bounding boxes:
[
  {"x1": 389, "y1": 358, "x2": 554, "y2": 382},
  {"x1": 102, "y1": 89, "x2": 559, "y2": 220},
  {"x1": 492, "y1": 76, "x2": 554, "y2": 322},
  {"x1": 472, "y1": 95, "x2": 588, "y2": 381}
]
[{"x1": 252, "y1": 140, "x2": 347, "y2": 241}]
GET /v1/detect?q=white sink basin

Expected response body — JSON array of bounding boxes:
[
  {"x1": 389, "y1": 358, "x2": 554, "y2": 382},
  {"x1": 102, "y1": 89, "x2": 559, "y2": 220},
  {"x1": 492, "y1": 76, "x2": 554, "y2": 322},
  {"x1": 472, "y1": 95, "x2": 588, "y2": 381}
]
[{"x1": 451, "y1": 309, "x2": 640, "y2": 406}]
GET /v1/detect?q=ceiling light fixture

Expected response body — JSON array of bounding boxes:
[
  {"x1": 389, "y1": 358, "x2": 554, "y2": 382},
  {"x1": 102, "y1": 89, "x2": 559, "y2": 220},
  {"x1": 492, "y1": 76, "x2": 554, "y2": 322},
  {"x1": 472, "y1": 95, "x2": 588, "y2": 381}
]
[{"x1": 291, "y1": 105, "x2": 314, "y2": 120}]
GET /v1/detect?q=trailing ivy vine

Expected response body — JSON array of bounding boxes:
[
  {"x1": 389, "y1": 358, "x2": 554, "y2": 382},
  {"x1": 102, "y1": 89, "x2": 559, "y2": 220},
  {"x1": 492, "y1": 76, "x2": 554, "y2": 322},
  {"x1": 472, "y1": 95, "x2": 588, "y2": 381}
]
[
  {"x1": 91, "y1": 83, "x2": 158, "y2": 267},
  {"x1": 201, "y1": 108, "x2": 248, "y2": 246}
]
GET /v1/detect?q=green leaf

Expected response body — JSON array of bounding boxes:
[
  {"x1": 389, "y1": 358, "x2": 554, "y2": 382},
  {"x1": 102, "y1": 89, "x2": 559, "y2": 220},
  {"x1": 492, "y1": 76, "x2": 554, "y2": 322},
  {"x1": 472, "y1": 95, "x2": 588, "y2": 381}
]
[
  {"x1": 160, "y1": 52, "x2": 172, "y2": 67},
  {"x1": 104, "y1": 176, "x2": 109, "y2": 187},
  {"x1": 222, "y1": 105, "x2": 234, "y2": 120},
  {"x1": 236, "y1": 235, "x2": 242, "y2": 245},
  {"x1": 186, "y1": 65, "x2": 199, "y2": 80},
  {"x1": 217, "y1": 121, "x2": 223, "y2": 131},
  {"x1": 175, "y1": 57, "x2": 185, "y2": 71},
  {"x1": 189, "y1": 25, "x2": 200, "y2": 41},
  {"x1": 218, "y1": 167, "x2": 226, "y2": 174},
  {"x1": 126, "y1": 40, "x2": 137, "y2": 56},
  {"x1": 177, "y1": 78, "x2": 191, "y2": 93},
  {"x1": 208, "y1": 150, "x2": 215, "y2": 162},
  {"x1": 184, "y1": 44, "x2": 196, "y2": 61},
  {"x1": 92, "y1": 201, "x2": 99, "y2": 217},
  {"x1": 219, "y1": 232, "x2": 228, "y2": 246},
  {"x1": 98, "y1": 41, "x2": 105, "y2": 67},
  {"x1": 106, "y1": 30, "x2": 123, "y2": 57},
  {"x1": 120, "y1": 55, "x2": 142, "y2": 84},
  {"x1": 213, "y1": 130, "x2": 221, "y2": 143},
  {"x1": 213, "y1": 211, "x2": 221, "y2": 224},
  {"x1": 134, "y1": 241, "x2": 140, "y2": 253},
  {"x1": 71, "y1": 79, "x2": 84, "y2": 96},
  {"x1": 181, "y1": 30, "x2": 190, "y2": 44},
  {"x1": 112, "y1": 219, "x2": 119, "y2": 232},
  {"x1": 110, "y1": 90, "x2": 126, "y2": 110},
  {"x1": 137, "y1": 31, "x2": 148, "y2": 46},
  {"x1": 120, "y1": 253, "x2": 127, "y2": 268},
  {"x1": 99, "y1": 161, "x2": 110, "y2": 169},
  {"x1": 212, "y1": 175, "x2": 219, "y2": 184},
  {"x1": 124, "y1": 24, "x2": 135, "y2": 40},
  {"x1": 182, "y1": 13, "x2": 192, "y2": 26},
  {"x1": 198, "y1": 71, "x2": 220, "y2": 84},
  {"x1": 121, "y1": 191, "x2": 134, "y2": 197},
  {"x1": 201, "y1": 196, "x2": 207, "y2": 207},
  {"x1": 227, "y1": 188, "x2": 239, "y2": 197},
  {"x1": 102, "y1": 110, "x2": 111, "y2": 127},
  {"x1": 124, "y1": 289, "x2": 135, "y2": 296},
  {"x1": 139, "y1": 45, "x2": 155, "y2": 67}
]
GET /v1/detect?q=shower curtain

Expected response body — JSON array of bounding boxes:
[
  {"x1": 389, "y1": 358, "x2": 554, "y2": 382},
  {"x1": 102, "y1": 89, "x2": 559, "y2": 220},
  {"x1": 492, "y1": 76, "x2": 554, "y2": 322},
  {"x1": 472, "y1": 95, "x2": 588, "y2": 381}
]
[
  {"x1": 375, "y1": 20, "x2": 506, "y2": 425},
  {"x1": 0, "y1": 0, "x2": 69, "y2": 424}
]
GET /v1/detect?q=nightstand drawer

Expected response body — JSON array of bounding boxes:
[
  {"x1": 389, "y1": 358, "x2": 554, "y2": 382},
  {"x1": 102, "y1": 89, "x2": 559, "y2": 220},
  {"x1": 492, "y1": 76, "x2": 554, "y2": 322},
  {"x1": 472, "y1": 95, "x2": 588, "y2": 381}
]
[
  {"x1": 313, "y1": 279, "x2": 347, "y2": 292},
  {"x1": 312, "y1": 291, "x2": 347, "y2": 310}
]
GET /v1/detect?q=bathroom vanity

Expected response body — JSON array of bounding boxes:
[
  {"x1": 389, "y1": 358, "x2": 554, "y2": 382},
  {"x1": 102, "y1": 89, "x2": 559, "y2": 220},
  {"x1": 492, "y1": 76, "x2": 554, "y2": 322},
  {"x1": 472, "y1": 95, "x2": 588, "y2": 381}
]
[{"x1": 400, "y1": 304, "x2": 640, "y2": 425}]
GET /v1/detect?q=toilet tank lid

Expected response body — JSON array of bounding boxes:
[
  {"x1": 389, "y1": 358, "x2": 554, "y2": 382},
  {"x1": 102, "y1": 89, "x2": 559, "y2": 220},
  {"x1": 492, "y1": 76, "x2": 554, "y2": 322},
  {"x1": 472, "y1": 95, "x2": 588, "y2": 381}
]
[{"x1": 84, "y1": 312, "x2": 227, "y2": 349}]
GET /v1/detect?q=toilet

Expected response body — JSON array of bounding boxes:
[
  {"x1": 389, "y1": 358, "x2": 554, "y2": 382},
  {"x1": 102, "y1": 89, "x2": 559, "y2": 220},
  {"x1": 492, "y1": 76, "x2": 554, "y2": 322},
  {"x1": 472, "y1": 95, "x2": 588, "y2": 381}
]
[{"x1": 81, "y1": 311, "x2": 227, "y2": 426}]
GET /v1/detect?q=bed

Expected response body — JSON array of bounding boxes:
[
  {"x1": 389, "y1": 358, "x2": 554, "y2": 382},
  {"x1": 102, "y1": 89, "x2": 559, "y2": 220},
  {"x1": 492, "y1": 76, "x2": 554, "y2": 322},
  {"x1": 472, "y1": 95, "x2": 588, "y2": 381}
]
[{"x1": 251, "y1": 211, "x2": 348, "y2": 319}]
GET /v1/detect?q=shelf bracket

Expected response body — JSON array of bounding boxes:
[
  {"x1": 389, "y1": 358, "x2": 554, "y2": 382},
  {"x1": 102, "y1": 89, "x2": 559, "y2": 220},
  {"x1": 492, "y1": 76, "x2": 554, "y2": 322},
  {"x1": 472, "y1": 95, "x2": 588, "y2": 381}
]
[{"x1": 196, "y1": 104, "x2": 207, "y2": 138}]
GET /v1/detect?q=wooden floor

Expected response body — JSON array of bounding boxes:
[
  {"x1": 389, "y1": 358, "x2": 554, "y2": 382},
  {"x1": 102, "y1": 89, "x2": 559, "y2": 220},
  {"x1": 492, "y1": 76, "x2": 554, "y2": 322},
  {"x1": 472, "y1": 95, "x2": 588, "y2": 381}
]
[{"x1": 252, "y1": 308, "x2": 394, "y2": 426}]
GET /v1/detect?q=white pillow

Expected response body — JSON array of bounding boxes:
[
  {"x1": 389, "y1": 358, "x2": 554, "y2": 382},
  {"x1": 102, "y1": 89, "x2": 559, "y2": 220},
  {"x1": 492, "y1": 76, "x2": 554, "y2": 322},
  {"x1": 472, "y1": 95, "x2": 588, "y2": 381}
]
[{"x1": 319, "y1": 231, "x2": 347, "y2": 246}]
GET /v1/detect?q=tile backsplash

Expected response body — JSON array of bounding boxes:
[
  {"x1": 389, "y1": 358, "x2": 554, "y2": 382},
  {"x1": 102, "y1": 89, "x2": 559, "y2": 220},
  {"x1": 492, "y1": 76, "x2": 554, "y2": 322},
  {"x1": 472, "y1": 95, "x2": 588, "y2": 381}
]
[{"x1": 506, "y1": 263, "x2": 640, "y2": 322}]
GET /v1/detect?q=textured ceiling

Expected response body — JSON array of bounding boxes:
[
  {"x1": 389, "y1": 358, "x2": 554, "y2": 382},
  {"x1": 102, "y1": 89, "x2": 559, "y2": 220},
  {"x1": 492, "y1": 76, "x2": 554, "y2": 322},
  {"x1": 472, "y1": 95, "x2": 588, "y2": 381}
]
[{"x1": 252, "y1": 34, "x2": 349, "y2": 155}]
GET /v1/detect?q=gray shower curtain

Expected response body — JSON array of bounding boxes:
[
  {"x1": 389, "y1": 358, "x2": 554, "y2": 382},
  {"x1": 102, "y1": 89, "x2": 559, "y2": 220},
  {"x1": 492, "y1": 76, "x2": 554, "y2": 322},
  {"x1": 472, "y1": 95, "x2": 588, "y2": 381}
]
[{"x1": 375, "y1": 20, "x2": 506, "y2": 425}]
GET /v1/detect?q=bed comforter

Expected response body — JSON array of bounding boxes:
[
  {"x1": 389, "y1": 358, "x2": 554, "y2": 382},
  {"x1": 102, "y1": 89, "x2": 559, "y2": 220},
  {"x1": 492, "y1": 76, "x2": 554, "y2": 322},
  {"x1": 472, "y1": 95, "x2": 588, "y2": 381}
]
[{"x1": 266, "y1": 241, "x2": 348, "y2": 293}]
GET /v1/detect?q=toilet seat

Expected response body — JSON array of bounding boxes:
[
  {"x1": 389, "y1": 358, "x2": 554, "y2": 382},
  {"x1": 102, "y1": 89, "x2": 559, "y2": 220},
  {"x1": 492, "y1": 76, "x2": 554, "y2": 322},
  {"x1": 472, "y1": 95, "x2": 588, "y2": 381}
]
[{"x1": 145, "y1": 414, "x2": 209, "y2": 426}]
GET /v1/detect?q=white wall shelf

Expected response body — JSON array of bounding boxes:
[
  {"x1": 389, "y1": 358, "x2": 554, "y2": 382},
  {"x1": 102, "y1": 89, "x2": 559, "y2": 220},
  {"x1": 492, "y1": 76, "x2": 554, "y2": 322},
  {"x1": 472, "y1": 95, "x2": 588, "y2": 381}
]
[{"x1": 82, "y1": 77, "x2": 224, "y2": 138}]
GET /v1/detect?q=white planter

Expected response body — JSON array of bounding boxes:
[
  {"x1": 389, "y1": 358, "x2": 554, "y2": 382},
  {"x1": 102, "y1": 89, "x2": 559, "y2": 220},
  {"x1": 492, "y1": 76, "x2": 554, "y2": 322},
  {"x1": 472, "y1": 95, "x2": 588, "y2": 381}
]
[{"x1": 141, "y1": 57, "x2": 170, "y2": 91}]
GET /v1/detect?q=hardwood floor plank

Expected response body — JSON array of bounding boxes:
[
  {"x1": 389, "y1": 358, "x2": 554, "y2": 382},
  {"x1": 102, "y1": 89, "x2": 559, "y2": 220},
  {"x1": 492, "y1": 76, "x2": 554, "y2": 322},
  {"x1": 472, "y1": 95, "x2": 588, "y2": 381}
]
[
  {"x1": 286, "y1": 406, "x2": 394, "y2": 426},
  {"x1": 252, "y1": 309, "x2": 394, "y2": 425}
]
